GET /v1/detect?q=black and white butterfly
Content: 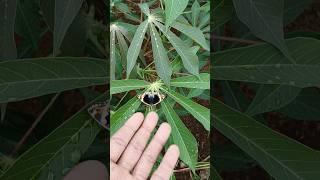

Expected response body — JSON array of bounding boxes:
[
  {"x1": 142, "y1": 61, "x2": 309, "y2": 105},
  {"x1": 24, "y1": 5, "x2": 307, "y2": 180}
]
[
  {"x1": 138, "y1": 91, "x2": 165, "y2": 106},
  {"x1": 87, "y1": 101, "x2": 109, "y2": 130}
]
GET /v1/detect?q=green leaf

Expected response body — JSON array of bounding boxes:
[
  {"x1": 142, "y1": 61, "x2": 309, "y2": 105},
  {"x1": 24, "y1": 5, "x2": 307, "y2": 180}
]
[
  {"x1": 279, "y1": 88, "x2": 320, "y2": 121},
  {"x1": 111, "y1": 97, "x2": 141, "y2": 135},
  {"x1": 212, "y1": 0, "x2": 233, "y2": 31},
  {"x1": 212, "y1": 98, "x2": 320, "y2": 180},
  {"x1": 53, "y1": 0, "x2": 84, "y2": 55},
  {"x1": 171, "y1": 21, "x2": 209, "y2": 51},
  {"x1": 161, "y1": 100, "x2": 198, "y2": 172},
  {"x1": 0, "y1": 103, "x2": 7, "y2": 123},
  {"x1": 246, "y1": 85, "x2": 301, "y2": 116},
  {"x1": 170, "y1": 73, "x2": 209, "y2": 89},
  {"x1": 0, "y1": 57, "x2": 108, "y2": 103},
  {"x1": 115, "y1": 30, "x2": 128, "y2": 68},
  {"x1": 191, "y1": 0, "x2": 200, "y2": 27},
  {"x1": 211, "y1": 166, "x2": 223, "y2": 180},
  {"x1": 40, "y1": 0, "x2": 88, "y2": 57},
  {"x1": 164, "y1": 0, "x2": 188, "y2": 28},
  {"x1": 115, "y1": 22, "x2": 137, "y2": 40},
  {"x1": 15, "y1": 0, "x2": 42, "y2": 51},
  {"x1": 232, "y1": 0, "x2": 291, "y2": 60},
  {"x1": 149, "y1": 23, "x2": 172, "y2": 84},
  {"x1": 191, "y1": 0, "x2": 201, "y2": 26},
  {"x1": 59, "y1": 14, "x2": 88, "y2": 56},
  {"x1": 111, "y1": 79, "x2": 149, "y2": 95},
  {"x1": 214, "y1": 144, "x2": 255, "y2": 171},
  {"x1": 0, "y1": 0, "x2": 17, "y2": 60},
  {"x1": 161, "y1": 88, "x2": 210, "y2": 131},
  {"x1": 126, "y1": 20, "x2": 148, "y2": 78},
  {"x1": 212, "y1": 38, "x2": 320, "y2": 88},
  {"x1": 0, "y1": 99, "x2": 102, "y2": 180},
  {"x1": 220, "y1": 81, "x2": 242, "y2": 111},
  {"x1": 187, "y1": 89, "x2": 205, "y2": 98},
  {"x1": 110, "y1": 30, "x2": 116, "y2": 80},
  {"x1": 154, "y1": 21, "x2": 199, "y2": 76},
  {"x1": 171, "y1": 57, "x2": 183, "y2": 73},
  {"x1": 170, "y1": 174, "x2": 176, "y2": 180},
  {"x1": 138, "y1": 3, "x2": 150, "y2": 16}
]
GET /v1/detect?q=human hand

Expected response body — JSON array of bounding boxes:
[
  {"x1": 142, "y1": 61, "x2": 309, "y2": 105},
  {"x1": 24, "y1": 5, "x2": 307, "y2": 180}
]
[{"x1": 111, "y1": 112, "x2": 180, "y2": 180}]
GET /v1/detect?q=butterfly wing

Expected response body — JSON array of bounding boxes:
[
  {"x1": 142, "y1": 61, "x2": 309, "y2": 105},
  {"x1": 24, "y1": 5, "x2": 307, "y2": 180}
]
[{"x1": 87, "y1": 102, "x2": 109, "y2": 130}]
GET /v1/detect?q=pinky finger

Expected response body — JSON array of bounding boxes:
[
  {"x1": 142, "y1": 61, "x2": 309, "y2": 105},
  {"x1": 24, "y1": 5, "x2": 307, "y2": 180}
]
[{"x1": 150, "y1": 145, "x2": 180, "y2": 180}]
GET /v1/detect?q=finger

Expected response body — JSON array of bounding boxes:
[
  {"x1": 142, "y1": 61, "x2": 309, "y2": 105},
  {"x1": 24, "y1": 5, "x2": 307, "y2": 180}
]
[
  {"x1": 133, "y1": 123, "x2": 171, "y2": 180},
  {"x1": 150, "y1": 145, "x2": 180, "y2": 180},
  {"x1": 118, "y1": 112, "x2": 158, "y2": 171},
  {"x1": 110, "y1": 112, "x2": 144, "y2": 162}
]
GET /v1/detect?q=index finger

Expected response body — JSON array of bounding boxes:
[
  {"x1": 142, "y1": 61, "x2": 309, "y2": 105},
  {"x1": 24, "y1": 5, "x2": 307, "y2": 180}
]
[{"x1": 110, "y1": 112, "x2": 144, "y2": 162}]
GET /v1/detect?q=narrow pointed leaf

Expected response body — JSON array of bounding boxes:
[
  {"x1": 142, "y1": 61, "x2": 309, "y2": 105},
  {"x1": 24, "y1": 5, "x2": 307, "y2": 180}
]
[
  {"x1": 162, "y1": 88, "x2": 210, "y2": 130},
  {"x1": 162, "y1": 100, "x2": 198, "y2": 172},
  {"x1": 220, "y1": 81, "x2": 242, "y2": 111},
  {"x1": 187, "y1": 89, "x2": 205, "y2": 98},
  {"x1": 191, "y1": 0, "x2": 200, "y2": 26},
  {"x1": 15, "y1": 0, "x2": 42, "y2": 51},
  {"x1": 111, "y1": 79, "x2": 149, "y2": 95},
  {"x1": 116, "y1": 22, "x2": 137, "y2": 40},
  {"x1": 213, "y1": 98, "x2": 320, "y2": 180},
  {"x1": 232, "y1": 0, "x2": 291, "y2": 60},
  {"x1": 110, "y1": 30, "x2": 116, "y2": 80},
  {"x1": 0, "y1": 0, "x2": 17, "y2": 60},
  {"x1": 53, "y1": 0, "x2": 84, "y2": 55},
  {"x1": 115, "y1": 30, "x2": 128, "y2": 68},
  {"x1": 154, "y1": 21, "x2": 199, "y2": 76},
  {"x1": 164, "y1": 0, "x2": 188, "y2": 28},
  {"x1": 1, "y1": 103, "x2": 7, "y2": 122},
  {"x1": 170, "y1": 73, "x2": 209, "y2": 89},
  {"x1": 0, "y1": 97, "x2": 102, "y2": 180},
  {"x1": 138, "y1": 3, "x2": 150, "y2": 16},
  {"x1": 111, "y1": 97, "x2": 141, "y2": 135},
  {"x1": 149, "y1": 23, "x2": 172, "y2": 84},
  {"x1": 246, "y1": 85, "x2": 301, "y2": 115},
  {"x1": 0, "y1": 57, "x2": 108, "y2": 103},
  {"x1": 212, "y1": 38, "x2": 320, "y2": 88},
  {"x1": 212, "y1": 0, "x2": 233, "y2": 30},
  {"x1": 126, "y1": 20, "x2": 148, "y2": 78},
  {"x1": 171, "y1": 22, "x2": 209, "y2": 51}
]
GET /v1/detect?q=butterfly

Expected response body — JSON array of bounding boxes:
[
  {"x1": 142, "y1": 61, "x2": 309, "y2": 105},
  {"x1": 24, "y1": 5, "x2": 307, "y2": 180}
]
[
  {"x1": 87, "y1": 101, "x2": 109, "y2": 130},
  {"x1": 138, "y1": 91, "x2": 165, "y2": 106}
]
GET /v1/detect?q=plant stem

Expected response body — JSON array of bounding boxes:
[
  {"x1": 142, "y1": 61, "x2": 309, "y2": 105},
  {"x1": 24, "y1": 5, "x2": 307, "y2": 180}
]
[
  {"x1": 212, "y1": 35, "x2": 261, "y2": 44},
  {"x1": 160, "y1": 0, "x2": 164, "y2": 10},
  {"x1": 143, "y1": 61, "x2": 155, "y2": 70},
  {"x1": 11, "y1": 93, "x2": 60, "y2": 156},
  {"x1": 143, "y1": 35, "x2": 151, "y2": 52},
  {"x1": 174, "y1": 165, "x2": 210, "y2": 173},
  {"x1": 115, "y1": 91, "x2": 129, "y2": 109}
]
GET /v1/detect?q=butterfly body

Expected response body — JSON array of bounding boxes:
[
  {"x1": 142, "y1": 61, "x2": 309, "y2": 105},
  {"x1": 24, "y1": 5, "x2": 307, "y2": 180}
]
[{"x1": 138, "y1": 91, "x2": 165, "y2": 106}]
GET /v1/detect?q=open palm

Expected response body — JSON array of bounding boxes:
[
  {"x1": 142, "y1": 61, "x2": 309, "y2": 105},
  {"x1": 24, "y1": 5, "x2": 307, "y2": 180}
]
[{"x1": 110, "y1": 112, "x2": 180, "y2": 180}]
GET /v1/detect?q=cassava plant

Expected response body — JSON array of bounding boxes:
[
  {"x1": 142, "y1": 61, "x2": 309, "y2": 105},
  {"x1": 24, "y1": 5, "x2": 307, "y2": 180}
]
[
  {"x1": 0, "y1": 0, "x2": 108, "y2": 179},
  {"x1": 212, "y1": 0, "x2": 320, "y2": 179},
  {"x1": 110, "y1": 0, "x2": 210, "y2": 179}
]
